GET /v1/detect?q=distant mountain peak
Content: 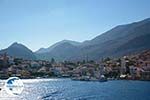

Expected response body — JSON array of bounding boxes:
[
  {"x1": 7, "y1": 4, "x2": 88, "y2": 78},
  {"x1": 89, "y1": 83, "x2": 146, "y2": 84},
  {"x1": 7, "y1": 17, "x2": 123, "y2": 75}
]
[
  {"x1": 61, "y1": 39, "x2": 70, "y2": 42},
  {"x1": 59, "y1": 39, "x2": 80, "y2": 44},
  {"x1": 0, "y1": 42, "x2": 36, "y2": 60},
  {"x1": 11, "y1": 42, "x2": 19, "y2": 46},
  {"x1": 11, "y1": 42, "x2": 24, "y2": 46},
  {"x1": 36, "y1": 39, "x2": 81, "y2": 54},
  {"x1": 9, "y1": 42, "x2": 27, "y2": 49}
]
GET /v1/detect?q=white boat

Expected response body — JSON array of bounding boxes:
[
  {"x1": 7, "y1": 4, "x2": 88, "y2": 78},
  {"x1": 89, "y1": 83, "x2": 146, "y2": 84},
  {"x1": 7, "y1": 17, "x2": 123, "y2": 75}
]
[
  {"x1": 0, "y1": 80, "x2": 5, "y2": 91},
  {"x1": 99, "y1": 75, "x2": 107, "y2": 82}
]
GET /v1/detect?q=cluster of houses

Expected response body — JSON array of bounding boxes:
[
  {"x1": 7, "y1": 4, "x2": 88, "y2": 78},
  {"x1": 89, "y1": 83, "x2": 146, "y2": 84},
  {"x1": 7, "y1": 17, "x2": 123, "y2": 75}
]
[
  {"x1": 0, "y1": 53, "x2": 77, "y2": 79},
  {"x1": 0, "y1": 50, "x2": 150, "y2": 81}
]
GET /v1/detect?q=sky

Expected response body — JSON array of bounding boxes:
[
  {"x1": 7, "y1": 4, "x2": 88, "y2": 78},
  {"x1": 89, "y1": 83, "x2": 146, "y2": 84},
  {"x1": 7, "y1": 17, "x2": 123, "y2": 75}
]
[{"x1": 0, "y1": 0, "x2": 150, "y2": 51}]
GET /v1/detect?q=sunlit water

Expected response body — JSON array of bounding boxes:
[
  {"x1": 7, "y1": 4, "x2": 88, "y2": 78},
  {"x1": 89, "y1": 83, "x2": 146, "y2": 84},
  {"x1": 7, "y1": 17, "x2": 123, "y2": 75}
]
[{"x1": 0, "y1": 78, "x2": 150, "y2": 100}]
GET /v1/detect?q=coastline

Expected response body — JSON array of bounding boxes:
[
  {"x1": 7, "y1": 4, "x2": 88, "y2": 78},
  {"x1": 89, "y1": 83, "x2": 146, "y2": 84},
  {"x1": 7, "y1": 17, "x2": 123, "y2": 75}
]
[{"x1": 1, "y1": 77, "x2": 150, "y2": 82}]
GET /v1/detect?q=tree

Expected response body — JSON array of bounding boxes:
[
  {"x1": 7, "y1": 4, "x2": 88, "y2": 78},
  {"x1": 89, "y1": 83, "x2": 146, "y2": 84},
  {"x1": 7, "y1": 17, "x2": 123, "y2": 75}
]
[
  {"x1": 51, "y1": 58, "x2": 55, "y2": 64},
  {"x1": 104, "y1": 57, "x2": 111, "y2": 62}
]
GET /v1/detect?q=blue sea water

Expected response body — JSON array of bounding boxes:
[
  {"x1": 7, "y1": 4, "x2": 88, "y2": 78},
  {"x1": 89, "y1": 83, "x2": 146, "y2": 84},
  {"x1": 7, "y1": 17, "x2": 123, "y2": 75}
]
[{"x1": 1, "y1": 79, "x2": 150, "y2": 100}]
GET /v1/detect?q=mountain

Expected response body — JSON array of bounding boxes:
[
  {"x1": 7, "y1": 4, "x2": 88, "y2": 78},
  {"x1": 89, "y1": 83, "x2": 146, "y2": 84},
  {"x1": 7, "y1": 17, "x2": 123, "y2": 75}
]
[
  {"x1": 36, "y1": 40, "x2": 81, "y2": 54},
  {"x1": 36, "y1": 40, "x2": 80, "y2": 60},
  {"x1": 35, "y1": 40, "x2": 81, "y2": 60},
  {"x1": 36, "y1": 18, "x2": 150, "y2": 61},
  {"x1": 113, "y1": 34, "x2": 150, "y2": 56},
  {"x1": 1, "y1": 18, "x2": 149, "y2": 61},
  {"x1": 0, "y1": 42, "x2": 36, "y2": 60},
  {"x1": 83, "y1": 18, "x2": 150, "y2": 46},
  {"x1": 76, "y1": 18, "x2": 150, "y2": 60}
]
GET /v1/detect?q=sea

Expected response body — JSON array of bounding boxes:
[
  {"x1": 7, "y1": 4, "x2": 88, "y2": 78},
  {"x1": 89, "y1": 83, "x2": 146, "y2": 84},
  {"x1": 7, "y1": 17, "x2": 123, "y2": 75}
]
[{"x1": 0, "y1": 78, "x2": 150, "y2": 100}]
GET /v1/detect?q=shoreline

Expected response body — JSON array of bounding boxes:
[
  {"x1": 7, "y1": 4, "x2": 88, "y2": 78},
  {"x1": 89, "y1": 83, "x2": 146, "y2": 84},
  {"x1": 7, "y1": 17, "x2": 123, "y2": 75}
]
[{"x1": 1, "y1": 77, "x2": 150, "y2": 82}]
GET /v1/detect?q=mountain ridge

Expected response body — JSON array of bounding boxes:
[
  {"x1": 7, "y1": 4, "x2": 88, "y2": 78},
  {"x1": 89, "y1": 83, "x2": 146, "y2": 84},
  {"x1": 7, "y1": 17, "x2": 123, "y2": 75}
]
[
  {"x1": 36, "y1": 18, "x2": 150, "y2": 61},
  {"x1": 36, "y1": 40, "x2": 81, "y2": 54},
  {"x1": 0, "y1": 42, "x2": 36, "y2": 60},
  {"x1": 0, "y1": 18, "x2": 150, "y2": 61}
]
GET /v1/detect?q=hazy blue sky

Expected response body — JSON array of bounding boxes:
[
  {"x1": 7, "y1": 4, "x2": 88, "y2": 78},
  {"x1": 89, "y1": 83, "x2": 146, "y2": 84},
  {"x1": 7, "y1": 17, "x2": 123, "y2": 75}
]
[{"x1": 0, "y1": 0, "x2": 150, "y2": 51}]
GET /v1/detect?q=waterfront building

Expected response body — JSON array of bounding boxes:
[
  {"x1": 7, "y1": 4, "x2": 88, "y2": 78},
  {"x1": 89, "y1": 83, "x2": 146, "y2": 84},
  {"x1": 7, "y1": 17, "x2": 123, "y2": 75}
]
[
  {"x1": 129, "y1": 66, "x2": 137, "y2": 79},
  {"x1": 120, "y1": 56, "x2": 127, "y2": 75},
  {"x1": 141, "y1": 71, "x2": 150, "y2": 80},
  {"x1": 8, "y1": 57, "x2": 15, "y2": 65},
  {"x1": 31, "y1": 61, "x2": 40, "y2": 68}
]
